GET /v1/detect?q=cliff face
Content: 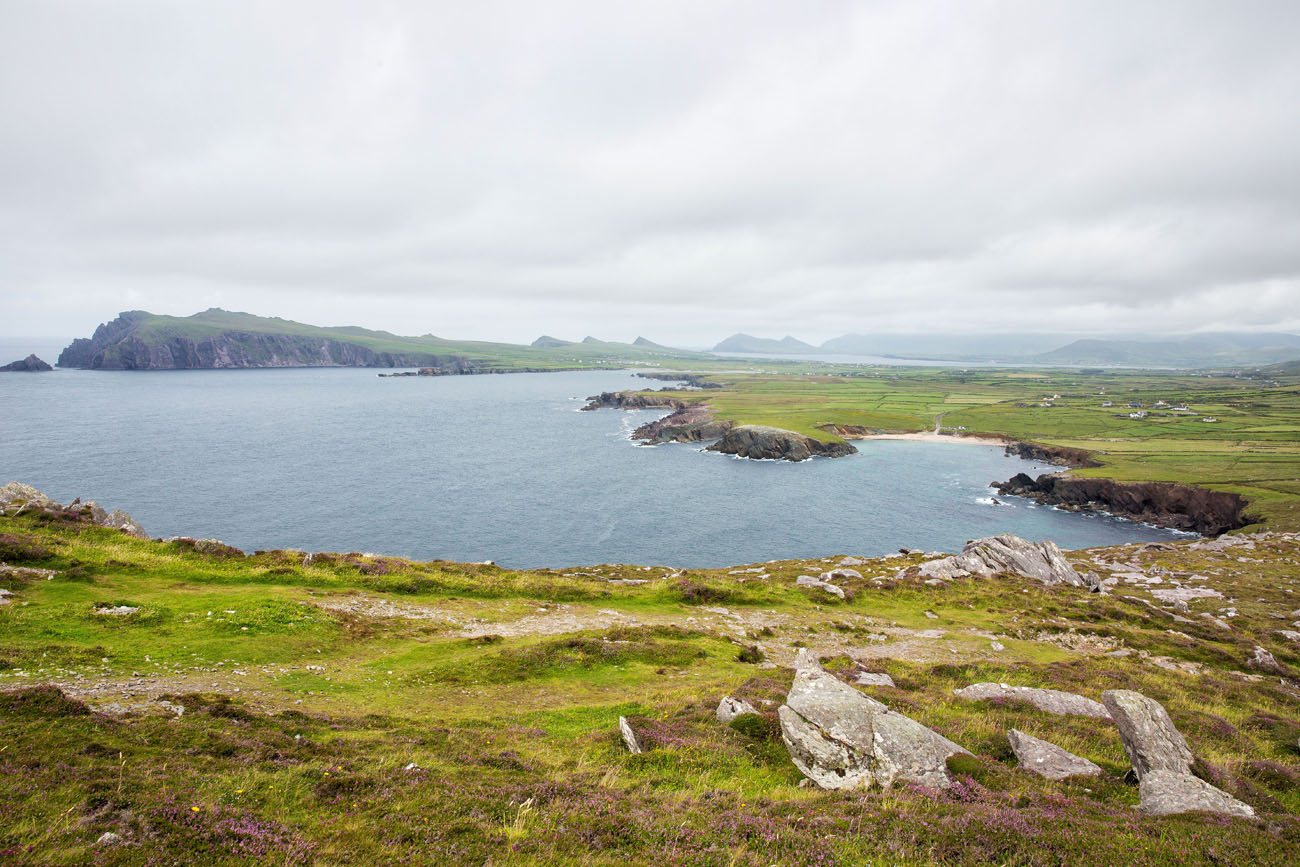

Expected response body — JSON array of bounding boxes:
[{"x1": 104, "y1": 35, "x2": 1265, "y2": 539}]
[
  {"x1": 1002, "y1": 442, "x2": 1100, "y2": 469},
  {"x1": 58, "y1": 314, "x2": 477, "y2": 371},
  {"x1": 706, "y1": 425, "x2": 857, "y2": 461},
  {"x1": 995, "y1": 473, "x2": 1251, "y2": 535}
]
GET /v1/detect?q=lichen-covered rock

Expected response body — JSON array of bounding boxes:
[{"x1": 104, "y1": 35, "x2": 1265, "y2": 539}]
[
  {"x1": 0, "y1": 482, "x2": 147, "y2": 538},
  {"x1": 716, "y1": 696, "x2": 758, "y2": 723},
  {"x1": 1138, "y1": 770, "x2": 1255, "y2": 818},
  {"x1": 779, "y1": 653, "x2": 967, "y2": 790},
  {"x1": 1007, "y1": 729, "x2": 1101, "y2": 780},
  {"x1": 917, "y1": 535, "x2": 1087, "y2": 586},
  {"x1": 854, "y1": 672, "x2": 896, "y2": 687},
  {"x1": 1247, "y1": 645, "x2": 1285, "y2": 674},
  {"x1": 1100, "y1": 690, "x2": 1194, "y2": 779},
  {"x1": 954, "y1": 683, "x2": 1111, "y2": 719}
]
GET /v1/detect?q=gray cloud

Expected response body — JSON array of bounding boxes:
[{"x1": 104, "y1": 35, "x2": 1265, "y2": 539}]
[{"x1": 2, "y1": 0, "x2": 1299, "y2": 345}]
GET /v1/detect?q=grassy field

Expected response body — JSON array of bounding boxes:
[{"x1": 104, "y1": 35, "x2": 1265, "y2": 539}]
[
  {"x1": 1, "y1": 509, "x2": 1298, "y2": 864},
  {"x1": 628, "y1": 365, "x2": 1300, "y2": 530}
]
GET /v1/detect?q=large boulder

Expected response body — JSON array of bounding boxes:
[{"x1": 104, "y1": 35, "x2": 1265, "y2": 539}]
[
  {"x1": 1007, "y1": 729, "x2": 1101, "y2": 780},
  {"x1": 954, "y1": 683, "x2": 1111, "y2": 719},
  {"x1": 1101, "y1": 689, "x2": 1254, "y2": 818},
  {"x1": 1100, "y1": 690, "x2": 1193, "y2": 778},
  {"x1": 917, "y1": 534, "x2": 1087, "y2": 587},
  {"x1": 778, "y1": 651, "x2": 967, "y2": 790}
]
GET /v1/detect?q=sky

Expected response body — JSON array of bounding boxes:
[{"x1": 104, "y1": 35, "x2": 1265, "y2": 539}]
[{"x1": 2, "y1": 0, "x2": 1299, "y2": 346}]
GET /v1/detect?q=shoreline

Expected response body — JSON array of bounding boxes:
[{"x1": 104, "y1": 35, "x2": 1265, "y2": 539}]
[{"x1": 846, "y1": 431, "x2": 1010, "y2": 446}]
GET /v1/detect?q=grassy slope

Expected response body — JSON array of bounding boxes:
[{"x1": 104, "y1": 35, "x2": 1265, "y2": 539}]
[
  {"x1": 1, "y1": 516, "x2": 1298, "y2": 864},
  {"x1": 630, "y1": 366, "x2": 1300, "y2": 530}
]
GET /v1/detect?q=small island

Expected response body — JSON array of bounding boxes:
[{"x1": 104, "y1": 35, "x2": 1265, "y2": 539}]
[{"x1": 0, "y1": 354, "x2": 53, "y2": 372}]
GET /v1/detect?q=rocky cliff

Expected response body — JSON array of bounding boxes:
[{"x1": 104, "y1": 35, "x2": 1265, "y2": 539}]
[
  {"x1": 994, "y1": 472, "x2": 1251, "y2": 535},
  {"x1": 59, "y1": 319, "x2": 479, "y2": 371},
  {"x1": 706, "y1": 425, "x2": 857, "y2": 461},
  {"x1": 1003, "y1": 441, "x2": 1100, "y2": 469}
]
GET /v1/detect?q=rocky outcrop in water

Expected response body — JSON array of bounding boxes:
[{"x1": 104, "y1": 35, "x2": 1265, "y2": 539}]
[
  {"x1": 917, "y1": 534, "x2": 1089, "y2": 587},
  {"x1": 581, "y1": 391, "x2": 684, "y2": 411},
  {"x1": 1, "y1": 354, "x2": 53, "y2": 372},
  {"x1": 779, "y1": 651, "x2": 967, "y2": 790},
  {"x1": 994, "y1": 473, "x2": 1250, "y2": 535},
  {"x1": 706, "y1": 426, "x2": 857, "y2": 461}
]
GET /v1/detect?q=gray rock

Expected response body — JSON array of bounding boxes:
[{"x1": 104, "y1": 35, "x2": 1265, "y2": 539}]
[
  {"x1": 954, "y1": 683, "x2": 1112, "y2": 719},
  {"x1": 1247, "y1": 645, "x2": 1285, "y2": 673},
  {"x1": 95, "y1": 831, "x2": 126, "y2": 847},
  {"x1": 1100, "y1": 690, "x2": 1193, "y2": 778},
  {"x1": 1007, "y1": 729, "x2": 1101, "y2": 780},
  {"x1": 821, "y1": 568, "x2": 862, "y2": 581},
  {"x1": 1138, "y1": 769, "x2": 1255, "y2": 818},
  {"x1": 917, "y1": 534, "x2": 1087, "y2": 587},
  {"x1": 795, "y1": 575, "x2": 845, "y2": 599},
  {"x1": 839, "y1": 557, "x2": 866, "y2": 566},
  {"x1": 779, "y1": 654, "x2": 967, "y2": 790},
  {"x1": 854, "y1": 671, "x2": 896, "y2": 687},
  {"x1": 618, "y1": 716, "x2": 642, "y2": 754},
  {"x1": 93, "y1": 605, "x2": 140, "y2": 616},
  {"x1": 716, "y1": 695, "x2": 758, "y2": 723}
]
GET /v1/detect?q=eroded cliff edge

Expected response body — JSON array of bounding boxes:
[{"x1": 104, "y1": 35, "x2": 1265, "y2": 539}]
[{"x1": 995, "y1": 472, "x2": 1251, "y2": 536}]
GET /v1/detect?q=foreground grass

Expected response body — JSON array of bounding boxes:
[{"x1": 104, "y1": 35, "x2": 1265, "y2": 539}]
[{"x1": 2, "y1": 512, "x2": 1299, "y2": 865}]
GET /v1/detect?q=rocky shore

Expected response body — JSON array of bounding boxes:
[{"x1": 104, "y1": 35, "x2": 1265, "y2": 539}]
[
  {"x1": 0, "y1": 354, "x2": 53, "y2": 372},
  {"x1": 994, "y1": 472, "x2": 1251, "y2": 536}
]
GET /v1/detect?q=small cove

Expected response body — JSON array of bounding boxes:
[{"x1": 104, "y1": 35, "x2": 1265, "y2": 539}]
[{"x1": 0, "y1": 368, "x2": 1183, "y2": 567}]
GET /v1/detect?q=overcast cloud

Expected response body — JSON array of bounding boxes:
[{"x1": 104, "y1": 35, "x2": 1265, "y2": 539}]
[{"x1": 2, "y1": 0, "x2": 1299, "y2": 345}]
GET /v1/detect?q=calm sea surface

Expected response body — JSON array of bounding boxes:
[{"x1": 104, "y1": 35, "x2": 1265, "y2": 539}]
[{"x1": 0, "y1": 366, "x2": 1181, "y2": 567}]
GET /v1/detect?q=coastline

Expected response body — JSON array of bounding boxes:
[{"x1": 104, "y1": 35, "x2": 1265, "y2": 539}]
[{"x1": 846, "y1": 431, "x2": 1010, "y2": 447}]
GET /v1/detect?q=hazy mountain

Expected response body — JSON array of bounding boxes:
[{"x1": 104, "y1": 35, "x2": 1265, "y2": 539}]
[
  {"x1": 819, "y1": 333, "x2": 1071, "y2": 358},
  {"x1": 1032, "y1": 333, "x2": 1300, "y2": 368},
  {"x1": 712, "y1": 333, "x2": 819, "y2": 354},
  {"x1": 530, "y1": 335, "x2": 573, "y2": 348}
]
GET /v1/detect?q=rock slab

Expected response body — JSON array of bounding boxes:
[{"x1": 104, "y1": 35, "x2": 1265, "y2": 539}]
[
  {"x1": 1138, "y1": 770, "x2": 1255, "y2": 818},
  {"x1": 618, "y1": 716, "x2": 642, "y2": 754},
  {"x1": 1008, "y1": 729, "x2": 1101, "y2": 780},
  {"x1": 954, "y1": 683, "x2": 1111, "y2": 719}
]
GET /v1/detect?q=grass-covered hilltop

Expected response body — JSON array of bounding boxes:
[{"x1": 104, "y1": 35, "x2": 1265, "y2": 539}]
[{"x1": 2, "y1": 483, "x2": 1299, "y2": 865}]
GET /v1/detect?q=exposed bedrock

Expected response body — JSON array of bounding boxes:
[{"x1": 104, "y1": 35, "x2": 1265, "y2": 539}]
[
  {"x1": 1002, "y1": 441, "x2": 1100, "y2": 469},
  {"x1": 580, "y1": 391, "x2": 684, "y2": 411},
  {"x1": 994, "y1": 473, "x2": 1251, "y2": 536},
  {"x1": 633, "y1": 405, "x2": 731, "y2": 444},
  {"x1": 706, "y1": 425, "x2": 857, "y2": 462}
]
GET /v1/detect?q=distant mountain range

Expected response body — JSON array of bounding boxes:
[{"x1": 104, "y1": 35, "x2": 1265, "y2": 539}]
[
  {"x1": 56, "y1": 310, "x2": 709, "y2": 371},
  {"x1": 53, "y1": 310, "x2": 1300, "y2": 371},
  {"x1": 708, "y1": 331, "x2": 1300, "y2": 368}
]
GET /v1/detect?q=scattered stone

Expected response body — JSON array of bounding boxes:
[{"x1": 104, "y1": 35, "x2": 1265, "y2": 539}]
[
  {"x1": 954, "y1": 683, "x2": 1112, "y2": 719},
  {"x1": 618, "y1": 716, "x2": 643, "y2": 754},
  {"x1": 821, "y1": 568, "x2": 861, "y2": 581},
  {"x1": 1277, "y1": 630, "x2": 1300, "y2": 643},
  {"x1": 0, "y1": 563, "x2": 57, "y2": 581},
  {"x1": 1149, "y1": 587, "x2": 1222, "y2": 605},
  {"x1": 1247, "y1": 645, "x2": 1285, "y2": 674},
  {"x1": 854, "y1": 672, "x2": 896, "y2": 687},
  {"x1": 1007, "y1": 729, "x2": 1101, "y2": 780},
  {"x1": 1138, "y1": 769, "x2": 1255, "y2": 818},
  {"x1": 917, "y1": 534, "x2": 1088, "y2": 587},
  {"x1": 93, "y1": 605, "x2": 139, "y2": 616},
  {"x1": 778, "y1": 651, "x2": 967, "y2": 790},
  {"x1": 716, "y1": 696, "x2": 758, "y2": 723},
  {"x1": 989, "y1": 641, "x2": 1005, "y2": 651},
  {"x1": 795, "y1": 575, "x2": 845, "y2": 599},
  {"x1": 924, "y1": 610, "x2": 939, "y2": 619},
  {"x1": 403, "y1": 762, "x2": 421, "y2": 772},
  {"x1": 95, "y1": 831, "x2": 126, "y2": 847},
  {"x1": 839, "y1": 557, "x2": 866, "y2": 566}
]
